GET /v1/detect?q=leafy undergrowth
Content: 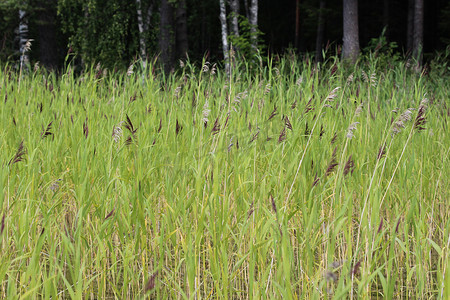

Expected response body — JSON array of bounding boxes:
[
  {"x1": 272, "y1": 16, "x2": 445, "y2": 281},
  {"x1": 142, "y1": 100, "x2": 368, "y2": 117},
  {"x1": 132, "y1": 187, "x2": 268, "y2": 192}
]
[{"x1": 0, "y1": 56, "x2": 449, "y2": 299}]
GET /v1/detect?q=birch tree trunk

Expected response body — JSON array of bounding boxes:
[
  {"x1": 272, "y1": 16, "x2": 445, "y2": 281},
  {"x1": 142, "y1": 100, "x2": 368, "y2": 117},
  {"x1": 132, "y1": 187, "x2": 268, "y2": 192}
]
[
  {"x1": 219, "y1": 0, "x2": 229, "y2": 74},
  {"x1": 413, "y1": 0, "x2": 424, "y2": 66},
  {"x1": 18, "y1": 8, "x2": 29, "y2": 70},
  {"x1": 315, "y1": 0, "x2": 326, "y2": 63},
  {"x1": 249, "y1": 0, "x2": 258, "y2": 50},
  {"x1": 136, "y1": 0, "x2": 147, "y2": 65},
  {"x1": 342, "y1": 0, "x2": 359, "y2": 64},
  {"x1": 229, "y1": 0, "x2": 240, "y2": 37}
]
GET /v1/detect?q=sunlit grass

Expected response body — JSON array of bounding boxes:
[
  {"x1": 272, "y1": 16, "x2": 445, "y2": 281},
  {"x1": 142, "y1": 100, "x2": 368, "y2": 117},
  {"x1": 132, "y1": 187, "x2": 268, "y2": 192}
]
[{"x1": 0, "y1": 55, "x2": 449, "y2": 299}]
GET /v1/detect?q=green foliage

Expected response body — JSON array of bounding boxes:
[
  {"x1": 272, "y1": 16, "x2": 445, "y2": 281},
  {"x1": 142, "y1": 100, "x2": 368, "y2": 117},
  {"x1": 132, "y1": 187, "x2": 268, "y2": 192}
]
[
  {"x1": 361, "y1": 27, "x2": 401, "y2": 71},
  {"x1": 228, "y1": 14, "x2": 265, "y2": 67},
  {"x1": 58, "y1": 0, "x2": 139, "y2": 69},
  {"x1": 365, "y1": 28, "x2": 398, "y2": 54},
  {"x1": 0, "y1": 9, "x2": 17, "y2": 61}
]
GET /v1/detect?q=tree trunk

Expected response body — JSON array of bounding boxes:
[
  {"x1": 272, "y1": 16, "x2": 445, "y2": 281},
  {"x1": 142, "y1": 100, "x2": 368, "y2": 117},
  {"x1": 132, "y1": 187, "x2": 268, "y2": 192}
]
[
  {"x1": 219, "y1": 0, "x2": 229, "y2": 73},
  {"x1": 175, "y1": 0, "x2": 188, "y2": 59},
  {"x1": 244, "y1": 0, "x2": 250, "y2": 20},
  {"x1": 160, "y1": 0, "x2": 174, "y2": 74},
  {"x1": 136, "y1": 0, "x2": 147, "y2": 63},
  {"x1": 36, "y1": 0, "x2": 57, "y2": 70},
  {"x1": 413, "y1": 0, "x2": 424, "y2": 66},
  {"x1": 18, "y1": 8, "x2": 29, "y2": 70},
  {"x1": 144, "y1": 1, "x2": 154, "y2": 33},
  {"x1": 342, "y1": 0, "x2": 359, "y2": 64},
  {"x1": 230, "y1": 0, "x2": 240, "y2": 37},
  {"x1": 249, "y1": 0, "x2": 258, "y2": 50},
  {"x1": 315, "y1": 0, "x2": 326, "y2": 63},
  {"x1": 295, "y1": 0, "x2": 300, "y2": 49},
  {"x1": 407, "y1": 0, "x2": 414, "y2": 52}
]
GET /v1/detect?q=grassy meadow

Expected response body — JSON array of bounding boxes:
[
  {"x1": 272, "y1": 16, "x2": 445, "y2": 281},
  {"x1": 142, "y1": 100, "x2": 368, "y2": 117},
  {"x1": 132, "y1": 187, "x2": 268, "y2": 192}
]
[{"x1": 0, "y1": 55, "x2": 449, "y2": 299}]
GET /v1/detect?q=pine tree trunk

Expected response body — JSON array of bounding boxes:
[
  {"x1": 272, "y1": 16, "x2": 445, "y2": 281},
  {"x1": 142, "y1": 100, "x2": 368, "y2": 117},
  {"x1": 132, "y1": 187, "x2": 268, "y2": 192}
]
[
  {"x1": 413, "y1": 0, "x2": 424, "y2": 66},
  {"x1": 315, "y1": 0, "x2": 326, "y2": 63},
  {"x1": 144, "y1": 1, "x2": 154, "y2": 33},
  {"x1": 407, "y1": 0, "x2": 414, "y2": 52},
  {"x1": 176, "y1": 0, "x2": 188, "y2": 59},
  {"x1": 230, "y1": 0, "x2": 240, "y2": 37},
  {"x1": 219, "y1": 0, "x2": 229, "y2": 73},
  {"x1": 244, "y1": 0, "x2": 250, "y2": 20},
  {"x1": 249, "y1": 0, "x2": 258, "y2": 50},
  {"x1": 295, "y1": 0, "x2": 300, "y2": 49},
  {"x1": 160, "y1": 0, "x2": 174, "y2": 74},
  {"x1": 136, "y1": 0, "x2": 147, "y2": 63},
  {"x1": 342, "y1": 0, "x2": 359, "y2": 64},
  {"x1": 37, "y1": 0, "x2": 57, "y2": 70}
]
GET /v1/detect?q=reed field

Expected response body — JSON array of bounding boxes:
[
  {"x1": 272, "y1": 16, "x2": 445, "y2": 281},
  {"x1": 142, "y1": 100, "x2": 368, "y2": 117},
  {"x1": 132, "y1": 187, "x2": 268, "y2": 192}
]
[{"x1": 0, "y1": 55, "x2": 449, "y2": 299}]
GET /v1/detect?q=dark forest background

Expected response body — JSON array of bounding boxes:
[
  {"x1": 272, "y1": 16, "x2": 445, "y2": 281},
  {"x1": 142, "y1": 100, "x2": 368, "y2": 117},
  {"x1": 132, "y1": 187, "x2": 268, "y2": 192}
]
[{"x1": 0, "y1": 0, "x2": 449, "y2": 72}]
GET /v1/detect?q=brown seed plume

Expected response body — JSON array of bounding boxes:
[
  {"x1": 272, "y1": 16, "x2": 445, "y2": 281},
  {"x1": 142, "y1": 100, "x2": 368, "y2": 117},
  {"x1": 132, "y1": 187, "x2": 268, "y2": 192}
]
[
  {"x1": 377, "y1": 218, "x2": 383, "y2": 234},
  {"x1": 304, "y1": 97, "x2": 313, "y2": 114},
  {"x1": 144, "y1": 271, "x2": 158, "y2": 293},
  {"x1": 104, "y1": 208, "x2": 115, "y2": 221},
  {"x1": 83, "y1": 118, "x2": 89, "y2": 138},
  {"x1": 8, "y1": 140, "x2": 27, "y2": 166},
  {"x1": 268, "y1": 106, "x2": 278, "y2": 121},
  {"x1": 343, "y1": 155, "x2": 355, "y2": 176},
  {"x1": 312, "y1": 173, "x2": 320, "y2": 187},
  {"x1": 247, "y1": 201, "x2": 254, "y2": 219},
  {"x1": 414, "y1": 99, "x2": 428, "y2": 131},
  {"x1": 284, "y1": 116, "x2": 293, "y2": 130},
  {"x1": 157, "y1": 119, "x2": 162, "y2": 133},
  {"x1": 319, "y1": 124, "x2": 325, "y2": 139},
  {"x1": 124, "y1": 115, "x2": 137, "y2": 136},
  {"x1": 223, "y1": 115, "x2": 229, "y2": 128},
  {"x1": 123, "y1": 115, "x2": 138, "y2": 145},
  {"x1": 124, "y1": 136, "x2": 133, "y2": 146},
  {"x1": 176, "y1": 119, "x2": 183, "y2": 135},
  {"x1": 278, "y1": 127, "x2": 286, "y2": 143},
  {"x1": 249, "y1": 130, "x2": 259, "y2": 144},
  {"x1": 330, "y1": 132, "x2": 338, "y2": 144},
  {"x1": 377, "y1": 144, "x2": 386, "y2": 160},
  {"x1": 270, "y1": 195, "x2": 277, "y2": 214},
  {"x1": 395, "y1": 218, "x2": 401, "y2": 233},
  {"x1": 325, "y1": 147, "x2": 339, "y2": 176},
  {"x1": 41, "y1": 121, "x2": 53, "y2": 138},
  {"x1": 304, "y1": 122, "x2": 310, "y2": 136},
  {"x1": 0, "y1": 214, "x2": 4, "y2": 235},
  {"x1": 291, "y1": 99, "x2": 297, "y2": 109},
  {"x1": 351, "y1": 260, "x2": 361, "y2": 276},
  {"x1": 211, "y1": 117, "x2": 220, "y2": 135},
  {"x1": 129, "y1": 92, "x2": 137, "y2": 103}
]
